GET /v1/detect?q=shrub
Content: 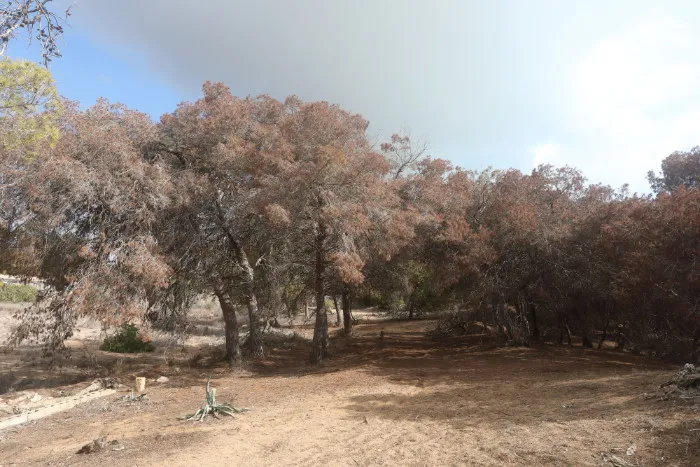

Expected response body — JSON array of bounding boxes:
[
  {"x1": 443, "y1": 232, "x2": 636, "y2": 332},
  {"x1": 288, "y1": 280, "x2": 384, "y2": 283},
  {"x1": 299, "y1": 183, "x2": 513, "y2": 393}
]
[
  {"x1": 355, "y1": 289, "x2": 383, "y2": 308},
  {"x1": 0, "y1": 283, "x2": 38, "y2": 303},
  {"x1": 426, "y1": 309, "x2": 490, "y2": 339},
  {"x1": 100, "y1": 323, "x2": 155, "y2": 353}
]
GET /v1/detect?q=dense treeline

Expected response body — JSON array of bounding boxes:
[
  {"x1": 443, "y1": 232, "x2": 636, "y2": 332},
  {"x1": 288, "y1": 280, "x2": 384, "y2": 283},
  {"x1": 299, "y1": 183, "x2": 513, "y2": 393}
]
[{"x1": 1, "y1": 79, "x2": 699, "y2": 362}]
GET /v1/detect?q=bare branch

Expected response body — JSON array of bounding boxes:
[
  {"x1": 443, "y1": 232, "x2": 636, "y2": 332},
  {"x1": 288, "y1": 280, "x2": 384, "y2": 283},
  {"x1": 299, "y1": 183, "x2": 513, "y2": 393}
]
[{"x1": 1, "y1": 0, "x2": 73, "y2": 66}]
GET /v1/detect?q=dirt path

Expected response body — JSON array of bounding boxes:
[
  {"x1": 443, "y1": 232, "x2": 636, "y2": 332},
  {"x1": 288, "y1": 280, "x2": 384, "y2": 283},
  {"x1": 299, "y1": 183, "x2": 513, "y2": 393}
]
[{"x1": 1, "y1": 320, "x2": 698, "y2": 466}]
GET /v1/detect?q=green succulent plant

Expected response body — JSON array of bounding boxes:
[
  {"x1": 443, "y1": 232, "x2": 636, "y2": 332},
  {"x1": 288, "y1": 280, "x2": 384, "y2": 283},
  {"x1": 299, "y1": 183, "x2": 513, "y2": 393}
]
[{"x1": 181, "y1": 377, "x2": 248, "y2": 422}]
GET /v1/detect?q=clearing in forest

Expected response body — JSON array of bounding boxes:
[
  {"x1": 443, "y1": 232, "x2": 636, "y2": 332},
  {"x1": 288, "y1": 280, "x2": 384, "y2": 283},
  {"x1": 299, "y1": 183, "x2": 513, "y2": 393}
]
[{"x1": 1, "y1": 316, "x2": 699, "y2": 466}]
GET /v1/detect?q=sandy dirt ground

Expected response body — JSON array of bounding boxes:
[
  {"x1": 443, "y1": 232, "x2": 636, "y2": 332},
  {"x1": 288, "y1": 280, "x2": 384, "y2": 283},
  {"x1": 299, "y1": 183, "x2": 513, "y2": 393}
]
[{"x1": 1, "y1": 304, "x2": 699, "y2": 466}]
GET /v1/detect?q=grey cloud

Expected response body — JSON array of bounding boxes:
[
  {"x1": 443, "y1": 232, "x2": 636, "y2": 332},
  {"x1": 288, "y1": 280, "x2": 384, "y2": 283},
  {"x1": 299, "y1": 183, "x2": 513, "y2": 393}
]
[{"x1": 65, "y1": 0, "x2": 700, "y2": 189}]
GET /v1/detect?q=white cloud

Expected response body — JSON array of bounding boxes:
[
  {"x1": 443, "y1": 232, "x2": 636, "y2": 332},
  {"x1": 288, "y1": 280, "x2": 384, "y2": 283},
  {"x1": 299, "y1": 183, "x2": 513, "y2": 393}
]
[
  {"x1": 529, "y1": 143, "x2": 562, "y2": 168},
  {"x1": 562, "y1": 9, "x2": 700, "y2": 192}
]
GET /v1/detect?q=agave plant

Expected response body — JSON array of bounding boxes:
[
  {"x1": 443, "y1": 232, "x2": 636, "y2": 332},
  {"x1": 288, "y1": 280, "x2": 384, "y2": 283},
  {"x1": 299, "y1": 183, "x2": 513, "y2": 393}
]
[{"x1": 181, "y1": 377, "x2": 248, "y2": 421}]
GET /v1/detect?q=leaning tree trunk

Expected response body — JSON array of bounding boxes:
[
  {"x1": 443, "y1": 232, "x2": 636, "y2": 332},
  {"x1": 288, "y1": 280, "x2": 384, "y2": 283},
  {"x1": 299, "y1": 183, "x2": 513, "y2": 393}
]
[
  {"x1": 236, "y1": 249, "x2": 264, "y2": 358},
  {"x1": 217, "y1": 204, "x2": 264, "y2": 358},
  {"x1": 244, "y1": 288, "x2": 264, "y2": 357},
  {"x1": 311, "y1": 222, "x2": 330, "y2": 362},
  {"x1": 214, "y1": 285, "x2": 241, "y2": 365},
  {"x1": 342, "y1": 283, "x2": 352, "y2": 336},
  {"x1": 333, "y1": 296, "x2": 341, "y2": 326}
]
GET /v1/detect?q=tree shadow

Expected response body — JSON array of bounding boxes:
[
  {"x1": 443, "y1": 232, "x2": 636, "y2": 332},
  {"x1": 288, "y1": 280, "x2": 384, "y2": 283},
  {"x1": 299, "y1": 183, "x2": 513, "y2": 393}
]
[{"x1": 0, "y1": 317, "x2": 680, "y2": 397}]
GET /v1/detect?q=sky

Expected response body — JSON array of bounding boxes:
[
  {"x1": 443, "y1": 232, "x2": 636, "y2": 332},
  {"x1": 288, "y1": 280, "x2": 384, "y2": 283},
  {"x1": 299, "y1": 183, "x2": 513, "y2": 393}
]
[{"x1": 8, "y1": 0, "x2": 700, "y2": 193}]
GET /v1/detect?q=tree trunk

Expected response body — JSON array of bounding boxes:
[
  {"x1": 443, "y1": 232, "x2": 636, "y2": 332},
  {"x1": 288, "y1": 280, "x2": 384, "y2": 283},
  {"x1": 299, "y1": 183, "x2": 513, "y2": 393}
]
[
  {"x1": 598, "y1": 319, "x2": 610, "y2": 350},
  {"x1": 496, "y1": 301, "x2": 512, "y2": 340},
  {"x1": 342, "y1": 283, "x2": 352, "y2": 336},
  {"x1": 616, "y1": 328, "x2": 626, "y2": 350},
  {"x1": 311, "y1": 221, "x2": 330, "y2": 362},
  {"x1": 215, "y1": 202, "x2": 264, "y2": 358},
  {"x1": 516, "y1": 296, "x2": 530, "y2": 347},
  {"x1": 572, "y1": 298, "x2": 593, "y2": 348},
  {"x1": 529, "y1": 302, "x2": 539, "y2": 340},
  {"x1": 214, "y1": 285, "x2": 241, "y2": 365},
  {"x1": 408, "y1": 301, "x2": 414, "y2": 319},
  {"x1": 491, "y1": 297, "x2": 498, "y2": 326},
  {"x1": 282, "y1": 287, "x2": 291, "y2": 318},
  {"x1": 559, "y1": 313, "x2": 573, "y2": 346},
  {"x1": 582, "y1": 334, "x2": 594, "y2": 348},
  {"x1": 333, "y1": 296, "x2": 341, "y2": 326},
  {"x1": 235, "y1": 247, "x2": 264, "y2": 358}
]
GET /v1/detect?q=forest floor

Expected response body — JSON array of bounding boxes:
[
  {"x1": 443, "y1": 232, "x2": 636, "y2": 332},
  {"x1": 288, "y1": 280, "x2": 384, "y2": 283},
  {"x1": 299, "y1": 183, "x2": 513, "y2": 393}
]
[{"x1": 0, "y1": 303, "x2": 699, "y2": 466}]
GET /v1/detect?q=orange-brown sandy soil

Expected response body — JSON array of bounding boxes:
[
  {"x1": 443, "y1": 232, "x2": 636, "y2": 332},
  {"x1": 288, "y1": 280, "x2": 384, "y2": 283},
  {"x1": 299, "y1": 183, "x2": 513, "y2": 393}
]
[{"x1": 1, "y1": 308, "x2": 699, "y2": 466}]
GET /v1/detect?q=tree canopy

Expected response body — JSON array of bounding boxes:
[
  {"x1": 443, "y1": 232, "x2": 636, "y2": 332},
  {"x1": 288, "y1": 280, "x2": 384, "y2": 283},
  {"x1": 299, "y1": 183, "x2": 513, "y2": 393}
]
[
  {"x1": 0, "y1": 58, "x2": 61, "y2": 152},
  {"x1": 1, "y1": 76, "x2": 699, "y2": 363}
]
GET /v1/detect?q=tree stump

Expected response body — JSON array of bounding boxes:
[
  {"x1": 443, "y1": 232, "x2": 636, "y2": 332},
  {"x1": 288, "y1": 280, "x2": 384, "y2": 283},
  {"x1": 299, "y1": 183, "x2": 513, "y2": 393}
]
[{"x1": 134, "y1": 377, "x2": 146, "y2": 393}]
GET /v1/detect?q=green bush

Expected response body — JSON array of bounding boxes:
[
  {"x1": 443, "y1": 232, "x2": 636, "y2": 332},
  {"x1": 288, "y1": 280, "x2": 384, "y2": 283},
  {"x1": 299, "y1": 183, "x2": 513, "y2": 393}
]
[
  {"x1": 0, "y1": 283, "x2": 38, "y2": 303},
  {"x1": 101, "y1": 323, "x2": 155, "y2": 353},
  {"x1": 355, "y1": 289, "x2": 404, "y2": 312},
  {"x1": 355, "y1": 289, "x2": 383, "y2": 308}
]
